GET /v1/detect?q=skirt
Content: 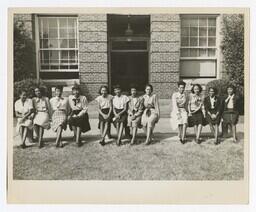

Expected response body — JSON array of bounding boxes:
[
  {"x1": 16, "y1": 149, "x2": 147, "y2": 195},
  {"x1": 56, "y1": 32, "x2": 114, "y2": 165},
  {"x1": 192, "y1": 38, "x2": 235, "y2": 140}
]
[
  {"x1": 127, "y1": 110, "x2": 142, "y2": 128},
  {"x1": 69, "y1": 110, "x2": 91, "y2": 133},
  {"x1": 222, "y1": 109, "x2": 239, "y2": 125},
  {"x1": 98, "y1": 108, "x2": 112, "y2": 129},
  {"x1": 113, "y1": 108, "x2": 127, "y2": 125},
  {"x1": 34, "y1": 111, "x2": 51, "y2": 129},
  {"x1": 16, "y1": 117, "x2": 33, "y2": 133},
  {"x1": 205, "y1": 109, "x2": 221, "y2": 125},
  {"x1": 141, "y1": 108, "x2": 158, "y2": 128},
  {"x1": 188, "y1": 110, "x2": 206, "y2": 127},
  {"x1": 170, "y1": 107, "x2": 188, "y2": 130},
  {"x1": 51, "y1": 110, "x2": 67, "y2": 132}
]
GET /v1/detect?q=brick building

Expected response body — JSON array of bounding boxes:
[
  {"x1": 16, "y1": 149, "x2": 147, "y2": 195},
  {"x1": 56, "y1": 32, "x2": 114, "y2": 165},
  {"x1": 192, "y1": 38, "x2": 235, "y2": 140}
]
[{"x1": 14, "y1": 13, "x2": 226, "y2": 100}]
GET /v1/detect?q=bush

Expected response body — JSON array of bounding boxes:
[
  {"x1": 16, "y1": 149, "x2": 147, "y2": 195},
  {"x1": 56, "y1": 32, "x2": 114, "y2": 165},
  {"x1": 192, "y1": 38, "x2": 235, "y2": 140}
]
[
  {"x1": 14, "y1": 21, "x2": 36, "y2": 82},
  {"x1": 206, "y1": 79, "x2": 244, "y2": 115},
  {"x1": 14, "y1": 78, "x2": 48, "y2": 103}
]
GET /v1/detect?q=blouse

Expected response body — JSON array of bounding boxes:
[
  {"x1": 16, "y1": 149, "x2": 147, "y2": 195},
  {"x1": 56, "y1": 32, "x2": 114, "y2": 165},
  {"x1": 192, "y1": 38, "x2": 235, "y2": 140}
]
[
  {"x1": 189, "y1": 94, "x2": 203, "y2": 111},
  {"x1": 95, "y1": 95, "x2": 113, "y2": 109},
  {"x1": 50, "y1": 97, "x2": 69, "y2": 112},
  {"x1": 172, "y1": 92, "x2": 187, "y2": 111},
  {"x1": 112, "y1": 95, "x2": 129, "y2": 109},
  {"x1": 127, "y1": 96, "x2": 143, "y2": 116},
  {"x1": 142, "y1": 94, "x2": 160, "y2": 117},
  {"x1": 15, "y1": 98, "x2": 33, "y2": 115},
  {"x1": 32, "y1": 97, "x2": 50, "y2": 113},
  {"x1": 225, "y1": 94, "x2": 234, "y2": 109},
  {"x1": 68, "y1": 95, "x2": 88, "y2": 115}
]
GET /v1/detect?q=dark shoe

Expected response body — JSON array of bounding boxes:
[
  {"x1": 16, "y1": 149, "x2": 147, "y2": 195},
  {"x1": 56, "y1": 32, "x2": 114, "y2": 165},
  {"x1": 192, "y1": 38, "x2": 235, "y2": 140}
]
[
  {"x1": 195, "y1": 139, "x2": 201, "y2": 144},
  {"x1": 39, "y1": 143, "x2": 44, "y2": 148},
  {"x1": 77, "y1": 142, "x2": 82, "y2": 147},
  {"x1": 20, "y1": 144, "x2": 27, "y2": 149},
  {"x1": 233, "y1": 138, "x2": 239, "y2": 143},
  {"x1": 214, "y1": 139, "x2": 219, "y2": 145},
  {"x1": 99, "y1": 140, "x2": 105, "y2": 146},
  {"x1": 181, "y1": 139, "x2": 186, "y2": 144}
]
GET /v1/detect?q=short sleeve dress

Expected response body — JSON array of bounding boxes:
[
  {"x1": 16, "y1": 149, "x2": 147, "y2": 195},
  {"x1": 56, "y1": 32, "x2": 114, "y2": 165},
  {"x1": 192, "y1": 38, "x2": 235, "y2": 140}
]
[
  {"x1": 141, "y1": 94, "x2": 160, "y2": 128},
  {"x1": 50, "y1": 96, "x2": 69, "y2": 132},
  {"x1": 95, "y1": 94, "x2": 113, "y2": 123},
  {"x1": 33, "y1": 97, "x2": 51, "y2": 129},
  {"x1": 127, "y1": 96, "x2": 143, "y2": 128},
  {"x1": 112, "y1": 95, "x2": 129, "y2": 124},
  {"x1": 68, "y1": 95, "x2": 91, "y2": 133},
  {"x1": 14, "y1": 98, "x2": 34, "y2": 133}
]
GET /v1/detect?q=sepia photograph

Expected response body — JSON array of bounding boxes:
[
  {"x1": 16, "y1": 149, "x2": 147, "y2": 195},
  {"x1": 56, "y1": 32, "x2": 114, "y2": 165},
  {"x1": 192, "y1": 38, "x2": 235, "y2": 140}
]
[{"x1": 7, "y1": 7, "x2": 249, "y2": 204}]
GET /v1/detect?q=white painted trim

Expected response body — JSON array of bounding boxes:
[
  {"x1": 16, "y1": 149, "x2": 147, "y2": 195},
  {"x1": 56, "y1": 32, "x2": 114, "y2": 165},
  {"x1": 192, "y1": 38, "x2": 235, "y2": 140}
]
[{"x1": 34, "y1": 15, "x2": 40, "y2": 81}]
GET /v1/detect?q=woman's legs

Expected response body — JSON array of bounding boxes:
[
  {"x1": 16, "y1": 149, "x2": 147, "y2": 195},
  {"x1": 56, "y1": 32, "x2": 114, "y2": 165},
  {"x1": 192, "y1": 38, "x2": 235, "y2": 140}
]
[
  {"x1": 72, "y1": 126, "x2": 77, "y2": 140},
  {"x1": 38, "y1": 126, "x2": 44, "y2": 148},
  {"x1": 76, "y1": 127, "x2": 82, "y2": 146},
  {"x1": 178, "y1": 125, "x2": 182, "y2": 139},
  {"x1": 145, "y1": 125, "x2": 153, "y2": 145},
  {"x1": 209, "y1": 123, "x2": 215, "y2": 137},
  {"x1": 100, "y1": 122, "x2": 109, "y2": 145},
  {"x1": 55, "y1": 126, "x2": 63, "y2": 147},
  {"x1": 22, "y1": 127, "x2": 28, "y2": 147},
  {"x1": 214, "y1": 124, "x2": 219, "y2": 144},
  {"x1": 130, "y1": 126, "x2": 138, "y2": 145},
  {"x1": 182, "y1": 123, "x2": 187, "y2": 141},
  {"x1": 196, "y1": 124, "x2": 202, "y2": 143},
  {"x1": 231, "y1": 124, "x2": 238, "y2": 143},
  {"x1": 194, "y1": 125, "x2": 198, "y2": 140},
  {"x1": 117, "y1": 122, "x2": 124, "y2": 146}
]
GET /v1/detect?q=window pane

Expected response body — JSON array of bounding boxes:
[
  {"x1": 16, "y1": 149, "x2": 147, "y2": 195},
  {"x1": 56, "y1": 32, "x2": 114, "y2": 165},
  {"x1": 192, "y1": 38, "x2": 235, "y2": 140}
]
[
  {"x1": 190, "y1": 37, "x2": 198, "y2": 46},
  {"x1": 68, "y1": 28, "x2": 76, "y2": 38},
  {"x1": 181, "y1": 19, "x2": 190, "y2": 27},
  {"x1": 69, "y1": 39, "x2": 76, "y2": 48},
  {"x1": 199, "y1": 18, "x2": 207, "y2": 26},
  {"x1": 208, "y1": 49, "x2": 216, "y2": 57},
  {"x1": 208, "y1": 37, "x2": 216, "y2": 46},
  {"x1": 68, "y1": 18, "x2": 76, "y2": 28},
  {"x1": 59, "y1": 28, "x2": 68, "y2": 38},
  {"x1": 190, "y1": 27, "x2": 198, "y2": 36},
  {"x1": 190, "y1": 49, "x2": 198, "y2": 57},
  {"x1": 48, "y1": 39, "x2": 59, "y2": 48},
  {"x1": 199, "y1": 49, "x2": 207, "y2": 56},
  {"x1": 69, "y1": 50, "x2": 76, "y2": 60},
  {"x1": 49, "y1": 50, "x2": 59, "y2": 62},
  {"x1": 199, "y1": 27, "x2": 207, "y2": 36},
  {"x1": 48, "y1": 19, "x2": 57, "y2": 28},
  {"x1": 49, "y1": 28, "x2": 58, "y2": 38},
  {"x1": 199, "y1": 37, "x2": 207, "y2": 46},
  {"x1": 190, "y1": 19, "x2": 198, "y2": 26},
  {"x1": 181, "y1": 27, "x2": 189, "y2": 36},
  {"x1": 181, "y1": 37, "x2": 189, "y2": 46},
  {"x1": 59, "y1": 18, "x2": 67, "y2": 28},
  {"x1": 60, "y1": 39, "x2": 68, "y2": 48},
  {"x1": 42, "y1": 51, "x2": 49, "y2": 60},
  {"x1": 180, "y1": 49, "x2": 189, "y2": 57},
  {"x1": 40, "y1": 39, "x2": 49, "y2": 48},
  {"x1": 208, "y1": 18, "x2": 216, "y2": 26},
  {"x1": 61, "y1": 50, "x2": 69, "y2": 60},
  {"x1": 208, "y1": 27, "x2": 216, "y2": 36}
]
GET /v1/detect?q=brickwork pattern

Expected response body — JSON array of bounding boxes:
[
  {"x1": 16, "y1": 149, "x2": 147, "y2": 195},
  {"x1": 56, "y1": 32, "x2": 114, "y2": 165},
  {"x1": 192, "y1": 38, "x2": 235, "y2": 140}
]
[{"x1": 150, "y1": 14, "x2": 181, "y2": 98}]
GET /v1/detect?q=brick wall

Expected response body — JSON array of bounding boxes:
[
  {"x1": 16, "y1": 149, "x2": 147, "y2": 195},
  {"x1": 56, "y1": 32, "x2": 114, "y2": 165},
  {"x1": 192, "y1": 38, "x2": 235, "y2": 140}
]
[
  {"x1": 150, "y1": 14, "x2": 180, "y2": 99},
  {"x1": 78, "y1": 14, "x2": 108, "y2": 100}
]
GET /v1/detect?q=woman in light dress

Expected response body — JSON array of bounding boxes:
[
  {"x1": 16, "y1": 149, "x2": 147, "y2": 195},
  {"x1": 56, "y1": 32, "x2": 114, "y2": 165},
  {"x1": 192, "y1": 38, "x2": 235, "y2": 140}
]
[
  {"x1": 127, "y1": 85, "x2": 143, "y2": 145},
  {"x1": 50, "y1": 86, "x2": 69, "y2": 148},
  {"x1": 33, "y1": 87, "x2": 51, "y2": 148},
  {"x1": 14, "y1": 90, "x2": 34, "y2": 148},
  {"x1": 141, "y1": 84, "x2": 160, "y2": 145},
  {"x1": 188, "y1": 84, "x2": 206, "y2": 144},
  {"x1": 112, "y1": 85, "x2": 129, "y2": 146},
  {"x1": 95, "y1": 85, "x2": 113, "y2": 146},
  {"x1": 68, "y1": 85, "x2": 91, "y2": 147},
  {"x1": 170, "y1": 81, "x2": 188, "y2": 144}
]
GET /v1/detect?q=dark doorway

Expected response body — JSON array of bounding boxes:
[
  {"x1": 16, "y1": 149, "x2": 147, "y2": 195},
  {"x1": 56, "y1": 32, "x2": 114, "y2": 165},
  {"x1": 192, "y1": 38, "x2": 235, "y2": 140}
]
[{"x1": 107, "y1": 14, "x2": 150, "y2": 93}]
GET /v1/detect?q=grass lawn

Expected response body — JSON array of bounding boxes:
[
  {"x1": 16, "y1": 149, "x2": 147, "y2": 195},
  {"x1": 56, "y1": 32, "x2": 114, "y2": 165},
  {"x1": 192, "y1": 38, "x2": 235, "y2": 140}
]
[{"x1": 13, "y1": 124, "x2": 244, "y2": 181}]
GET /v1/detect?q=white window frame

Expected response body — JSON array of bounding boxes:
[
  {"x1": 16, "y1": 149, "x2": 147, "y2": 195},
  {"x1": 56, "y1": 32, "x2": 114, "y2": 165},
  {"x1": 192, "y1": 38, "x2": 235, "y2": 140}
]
[
  {"x1": 35, "y1": 15, "x2": 79, "y2": 73},
  {"x1": 180, "y1": 14, "x2": 220, "y2": 78}
]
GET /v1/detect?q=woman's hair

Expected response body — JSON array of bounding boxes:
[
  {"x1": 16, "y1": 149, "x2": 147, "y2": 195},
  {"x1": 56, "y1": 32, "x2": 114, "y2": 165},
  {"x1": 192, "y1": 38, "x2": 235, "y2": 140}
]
[
  {"x1": 72, "y1": 85, "x2": 80, "y2": 91},
  {"x1": 55, "y1": 85, "x2": 63, "y2": 92},
  {"x1": 227, "y1": 84, "x2": 236, "y2": 93},
  {"x1": 191, "y1": 84, "x2": 203, "y2": 94},
  {"x1": 145, "y1": 84, "x2": 153, "y2": 92},
  {"x1": 34, "y1": 86, "x2": 46, "y2": 97},
  {"x1": 98, "y1": 85, "x2": 109, "y2": 94},
  {"x1": 177, "y1": 81, "x2": 186, "y2": 87},
  {"x1": 208, "y1": 86, "x2": 217, "y2": 94},
  {"x1": 113, "y1": 84, "x2": 121, "y2": 90},
  {"x1": 130, "y1": 84, "x2": 138, "y2": 90},
  {"x1": 19, "y1": 89, "x2": 27, "y2": 96}
]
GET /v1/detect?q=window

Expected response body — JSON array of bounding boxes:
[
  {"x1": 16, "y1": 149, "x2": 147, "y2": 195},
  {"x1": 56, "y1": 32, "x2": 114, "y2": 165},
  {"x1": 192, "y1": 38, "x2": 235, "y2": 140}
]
[
  {"x1": 180, "y1": 15, "x2": 217, "y2": 77},
  {"x1": 38, "y1": 16, "x2": 78, "y2": 72}
]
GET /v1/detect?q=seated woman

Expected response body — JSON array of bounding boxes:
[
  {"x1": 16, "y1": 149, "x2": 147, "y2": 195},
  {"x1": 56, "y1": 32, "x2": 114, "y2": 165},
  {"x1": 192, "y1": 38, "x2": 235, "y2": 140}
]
[
  {"x1": 33, "y1": 87, "x2": 51, "y2": 148},
  {"x1": 222, "y1": 85, "x2": 240, "y2": 143},
  {"x1": 127, "y1": 85, "x2": 144, "y2": 145},
  {"x1": 68, "y1": 85, "x2": 91, "y2": 147},
  {"x1": 112, "y1": 85, "x2": 129, "y2": 146},
  {"x1": 170, "y1": 81, "x2": 188, "y2": 144},
  {"x1": 141, "y1": 84, "x2": 160, "y2": 145},
  {"x1": 204, "y1": 87, "x2": 222, "y2": 145},
  {"x1": 14, "y1": 90, "x2": 34, "y2": 148},
  {"x1": 188, "y1": 84, "x2": 205, "y2": 144},
  {"x1": 95, "y1": 85, "x2": 113, "y2": 146},
  {"x1": 50, "y1": 86, "x2": 69, "y2": 148}
]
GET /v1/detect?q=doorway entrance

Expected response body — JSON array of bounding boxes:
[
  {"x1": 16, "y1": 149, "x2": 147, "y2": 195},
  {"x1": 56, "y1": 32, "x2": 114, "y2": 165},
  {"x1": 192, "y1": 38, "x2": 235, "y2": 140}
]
[{"x1": 107, "y1": 15, "x2": 150, "y2": 93}]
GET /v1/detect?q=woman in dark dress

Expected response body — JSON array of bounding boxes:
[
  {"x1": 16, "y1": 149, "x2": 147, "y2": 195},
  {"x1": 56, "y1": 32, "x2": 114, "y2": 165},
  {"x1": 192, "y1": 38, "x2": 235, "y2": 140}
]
[
  {"x1": 188, "y1": 84, "x2": 205, "y2": 144},
  {"x1": 204, "y1": 87, "x2": 222, "y2": 145},
  {"x1": 222, "y1": 85, "x2": 240, "y2": 143},
  {"x1": 68, "y1": 85, "x2": 91, "y2": 147}
]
